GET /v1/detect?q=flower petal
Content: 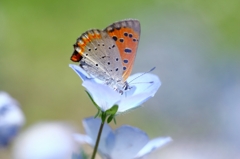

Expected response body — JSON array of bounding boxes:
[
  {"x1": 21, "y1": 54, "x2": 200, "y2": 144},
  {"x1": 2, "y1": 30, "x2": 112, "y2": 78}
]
[
  {"x1": 73, "y1": 133, "x2": 92, "y2": 145},
  {"x1": 135, "y1": 136, "x2": 172, "y2": 158},
  {"x1": 12, "y1": 122, "x2": 77, "y2": 159},
  {"x1": 82, "y1": 117, "x2": 112, "y2": 155},
  {"x1": 0, "y1": 92, "x2": 25, "y2": 127},
  {"x1": 127, "y1": 73, "x2": 161, "y2": 96},
  {"x1": 116, "y1": 73, "x2": 161, "y2": 113},
  {"x1": 108, "y1": 125, "x2": 149, "y2": 159},
  {"x1": 0, "y1": 92, "x2": 25, "y2": 147},
  {"x1": 69, "y1": 64, "x2": 104, "y2": 84},
  {"x1": 117, "y1": 93, "x2": 152, "y2": 113},
  {"x1": 82, "y1": 81, "x2": 121, "y2": 111},
  {"x1": 69, "y1": 64, "x2": 91, "y2": 81}
]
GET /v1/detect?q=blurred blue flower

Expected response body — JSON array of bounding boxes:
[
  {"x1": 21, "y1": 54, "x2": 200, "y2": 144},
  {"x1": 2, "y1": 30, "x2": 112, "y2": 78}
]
[
  {"x1": 69, "y1": 64, "x2": 161, "y2": 113},
  {"x1": 0, "y1": 91, "x2": 25, "y2": 148},
  {"x1": 74, "y1": 117, "x2": 172, "y2": 159},
  {"x1": 12, "y1": 122, "x2": 82, "y2": 159}
]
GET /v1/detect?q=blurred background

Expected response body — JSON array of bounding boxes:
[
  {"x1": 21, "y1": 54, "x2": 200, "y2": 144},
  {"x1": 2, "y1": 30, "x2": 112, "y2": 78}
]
[{"x1": 0, "y1": 0, "x2": 240, "y2": 158}]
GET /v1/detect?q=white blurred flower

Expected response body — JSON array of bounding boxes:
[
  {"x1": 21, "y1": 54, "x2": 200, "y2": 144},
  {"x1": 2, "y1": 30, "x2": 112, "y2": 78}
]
[
  {"x1": 74, "y1": 117, "x2": 172, "y2": 159},
  {"x1": 0, "y1": 91, "x2": 25, "y2": 148},
  {"x1": 12, "y1": 122, "x2": 81, "y2": 159},
  {"x1": 69, "y1": 64, "x2": 161, "y2": 113}
]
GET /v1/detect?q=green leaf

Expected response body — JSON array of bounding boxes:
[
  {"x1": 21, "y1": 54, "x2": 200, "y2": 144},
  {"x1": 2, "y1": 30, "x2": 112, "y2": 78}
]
[
  {"x1": 106, "y1": 105, "x2": 118, "y2": 116},
  {"x1": 85, "y1": 91, "x2": 100, "y2": 110},
  {"x1": 107, "y1": 115, "x2": 114, "y2": 123}
]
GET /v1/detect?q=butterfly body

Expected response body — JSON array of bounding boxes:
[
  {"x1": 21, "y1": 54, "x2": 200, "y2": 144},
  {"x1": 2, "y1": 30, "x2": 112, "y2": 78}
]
[{"x1": 71, "y1": 19, "x2": 140, "y2": 93}]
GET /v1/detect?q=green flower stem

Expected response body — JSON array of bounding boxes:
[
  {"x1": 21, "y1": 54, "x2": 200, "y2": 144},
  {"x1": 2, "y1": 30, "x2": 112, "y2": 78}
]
[{"x1": 91, "y1": 120, "x2": 105, "y2": 159}]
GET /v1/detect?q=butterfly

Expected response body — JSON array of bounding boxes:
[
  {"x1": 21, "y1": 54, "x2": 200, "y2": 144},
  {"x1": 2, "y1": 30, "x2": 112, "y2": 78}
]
[{"x1": 70, "y1": 19, "x2": 140, "y2": 94}]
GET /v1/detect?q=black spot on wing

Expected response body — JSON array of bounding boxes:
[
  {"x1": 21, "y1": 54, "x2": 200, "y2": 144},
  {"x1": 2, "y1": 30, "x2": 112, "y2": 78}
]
[
  {"x1": 124, "y1": 48, "x2": 132, "y2": 53},
  {"x1": 112, "y1": 36, "x2": 117, "y2": 41},
  {"x1": 123, "y1": 59, "x2": 128, "y2": 63}
]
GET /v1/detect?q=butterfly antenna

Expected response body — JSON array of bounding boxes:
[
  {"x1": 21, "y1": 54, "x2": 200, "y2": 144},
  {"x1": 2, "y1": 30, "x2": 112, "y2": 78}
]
[{"x1": 128, "y1": 67, "x2": 156, "y2": 84}]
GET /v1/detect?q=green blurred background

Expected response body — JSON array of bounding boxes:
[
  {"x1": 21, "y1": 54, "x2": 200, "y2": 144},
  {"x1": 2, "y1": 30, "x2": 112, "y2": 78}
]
[{"x1": 1, "y1": 0, "x2": 240, "y2": 158}]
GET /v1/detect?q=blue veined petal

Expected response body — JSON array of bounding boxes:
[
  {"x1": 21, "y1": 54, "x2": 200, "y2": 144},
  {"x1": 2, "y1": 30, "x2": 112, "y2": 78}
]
[
  {"x1": 108, "y1": 125, "x2": 149, "y2": 159},
  {"x1": 127, "y1": 73, "x2": 161, "y2": 96},
  {"x1": 135, "y1": 137, "x2": 172, "y2": 158},
  {"x1": 117, "y1": 93, "x2": 151, "y2": 113},
  {"x1": 82, "y1": 81, "x2": 121, "y2": 111},
  {"x1": 69, "y1": 64, "x2": 91, "y2": 81},
  {"x1": 115, "y1": 73, "x2": 161, "y2": 113},
  {"x1": 69, "y1": 64, "x2": 104, "y2": 84}
]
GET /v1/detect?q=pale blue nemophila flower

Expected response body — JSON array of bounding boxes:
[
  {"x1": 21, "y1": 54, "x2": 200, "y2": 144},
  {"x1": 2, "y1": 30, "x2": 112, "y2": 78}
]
[
  {"x1": 12, "y1": 122, "x2": 83, "y2": 159},
  {"x1": 74, "y1": 117, "x2": 172, "y2": 159},
  {"x1": 0, "y1": 91, "x2": 25, "y2": 148},
  {"x1": 69, "y1": 64, "x2": 161, "y2": 114}
]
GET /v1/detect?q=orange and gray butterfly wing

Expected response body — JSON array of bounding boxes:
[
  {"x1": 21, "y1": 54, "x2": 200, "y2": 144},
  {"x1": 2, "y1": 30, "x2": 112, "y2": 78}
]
[
  {"x1": 104, "y1": 19, "x2": 140, "y2": 81},
  {"x1": 71, "y1": 29, "x2": 123, "y2": 81}
]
